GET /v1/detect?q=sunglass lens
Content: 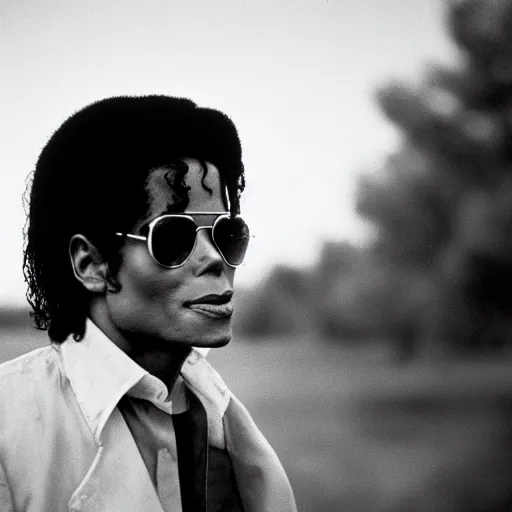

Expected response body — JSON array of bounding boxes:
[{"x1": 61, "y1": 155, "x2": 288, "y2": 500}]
[
  {"x1": 213, "y1": 216, "x2": 250, "y2": 266},
  {"x1": 151, "y1": 216, "x2": 197, "y2": 267}
]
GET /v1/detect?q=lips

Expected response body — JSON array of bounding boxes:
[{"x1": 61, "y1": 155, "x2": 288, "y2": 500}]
[
  {"x1": 186, "y1": 291, "x2": 233, "y2": 306},
  {"x1": 185, "y1": 291, "x2": 234, "y2": 319}
]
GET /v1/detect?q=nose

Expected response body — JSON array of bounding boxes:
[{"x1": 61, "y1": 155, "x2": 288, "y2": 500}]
[{"x1": 192, "y1": 228, "x2": 224, "y2": 275}]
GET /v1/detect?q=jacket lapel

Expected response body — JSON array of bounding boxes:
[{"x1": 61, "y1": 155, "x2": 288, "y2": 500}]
[
  {"x1": 223, "y1": 395, "x2": 298, "y2": 512},
  {"x1": 69, "y1": 408, "x2": 166, "y2": 512}
]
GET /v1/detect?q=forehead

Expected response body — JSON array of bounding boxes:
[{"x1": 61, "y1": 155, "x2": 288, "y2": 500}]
[{"x1": 143, "y1": 158, "x2": 227, "y2": 220}]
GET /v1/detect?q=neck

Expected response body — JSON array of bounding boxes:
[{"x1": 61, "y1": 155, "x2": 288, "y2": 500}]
[
  {"x1": 126, "y1": 342, "x2": 191, "y2": 391},
  {"x1": 88, "y1": 298, "x2": 191, "y2": 392}
]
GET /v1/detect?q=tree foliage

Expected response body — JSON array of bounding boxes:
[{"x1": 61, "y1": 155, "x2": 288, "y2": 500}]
[
  {"x1": 233, "y1": 264, "x2": 315, "y2": 338},
  {"x1": 237, "y1": 1, "x2": 512, "y2": 358},
  {"x1": 355, "y1": 0, "x2": 512, "y2": 357}
]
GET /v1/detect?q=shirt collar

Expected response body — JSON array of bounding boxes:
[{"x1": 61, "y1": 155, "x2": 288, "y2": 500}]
[{"x1": 60, "y1": 318, "x2": 231, "y2": 443}]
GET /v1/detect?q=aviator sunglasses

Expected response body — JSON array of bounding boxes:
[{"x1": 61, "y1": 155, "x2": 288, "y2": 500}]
[{"x1": 115, "y1": 212, "x2": 250, "y2": 268}]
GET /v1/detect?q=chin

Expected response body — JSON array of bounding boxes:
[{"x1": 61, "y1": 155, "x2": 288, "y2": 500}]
[
  {"x1": 194, "y1": 335, "x2": 232, "y2": 349},
  {"x1": 191, "y1": 327, "x2": 233, "y2": 348}
]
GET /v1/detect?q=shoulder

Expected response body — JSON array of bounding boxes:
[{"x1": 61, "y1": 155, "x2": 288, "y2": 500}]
[
  {"x1": 0, "y1": 345, "x2": 73, "y2": 448},
  {"x1": 0, "y1": 344, "x2": 60, "y2": 377},
  {"x1": 0, "y1": 345, "x2": 64, "y2": 404}
]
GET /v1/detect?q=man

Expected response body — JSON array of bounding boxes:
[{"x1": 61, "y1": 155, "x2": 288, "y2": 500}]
[{"x1": 0, "y1": 96, "x2": 297, "y2": 511}]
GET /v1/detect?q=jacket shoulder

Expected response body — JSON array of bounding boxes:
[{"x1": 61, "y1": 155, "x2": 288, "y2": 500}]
[{"x1": 0, "y1": 345, "x2": 63, "y2": 398}]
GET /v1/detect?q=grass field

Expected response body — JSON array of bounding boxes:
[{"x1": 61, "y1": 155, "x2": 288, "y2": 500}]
[{"x1": 2, "y1": 326, "x2": 512, "y2": 511}]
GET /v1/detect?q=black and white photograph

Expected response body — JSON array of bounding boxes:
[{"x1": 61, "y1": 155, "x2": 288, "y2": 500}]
[{"x1": 2, "y1": 1, "x2": 512, "y2": 511}]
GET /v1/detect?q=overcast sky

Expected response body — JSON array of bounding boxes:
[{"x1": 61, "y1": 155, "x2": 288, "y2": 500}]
[{"x1": 0, "y1": 0, "x2": 457, "y2": 306}]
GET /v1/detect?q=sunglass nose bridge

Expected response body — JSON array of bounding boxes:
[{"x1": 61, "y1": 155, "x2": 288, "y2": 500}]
[
  {"x1": 195, "y1": 224, "x2": 215, "y2": 243},
  {"x1": 195, "y1": 225, "x2": 213, "y2": 232},
  {"x1": 192, "y1": 226, "x2": 225, "y2": 263}
]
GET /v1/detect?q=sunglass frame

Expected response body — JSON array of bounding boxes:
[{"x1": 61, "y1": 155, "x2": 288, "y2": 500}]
[{"x1": 115, "y1": 212, "x2": 248, "y2": 269}]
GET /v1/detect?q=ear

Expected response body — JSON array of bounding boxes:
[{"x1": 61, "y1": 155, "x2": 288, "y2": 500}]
[{"x1": 69, "y1": 234, "x2": 108, "y2": 293}]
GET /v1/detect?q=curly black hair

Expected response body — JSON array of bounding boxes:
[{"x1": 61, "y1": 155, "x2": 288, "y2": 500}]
[{"x1": 23, "y1": 95, "x2": 245, "y2": 343}]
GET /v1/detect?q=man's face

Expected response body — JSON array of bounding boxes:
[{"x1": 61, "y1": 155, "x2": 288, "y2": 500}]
[{"x1": 104, "y1": 158, "x2": 236, "y2": 349}]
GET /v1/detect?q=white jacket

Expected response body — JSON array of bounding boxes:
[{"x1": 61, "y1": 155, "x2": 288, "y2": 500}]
[{"x1": 0, "y1": 320, "x2": 297, "y2": 512}]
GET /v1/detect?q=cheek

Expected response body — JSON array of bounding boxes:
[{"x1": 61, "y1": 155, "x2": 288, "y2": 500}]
[{"x1": 114, "y1": 245, "x2": 185, "y2": 306}]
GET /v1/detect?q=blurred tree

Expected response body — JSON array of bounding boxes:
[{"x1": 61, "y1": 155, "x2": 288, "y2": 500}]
[
  {"x1": 355, "y1": 0, "x2": 512, "y2": 358},
  {"x1": 235, "y1": 241, "x2": 364, "y2": 340},
  {"x1": 236, "y1": 0, "x2": 512, "y2": 357},
  {"x1": 234, "y1": 264, "x2": 315, "y2": 338},
  {"x1": 315, "y1": 241, "x2": 361, "y2": 289}
]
